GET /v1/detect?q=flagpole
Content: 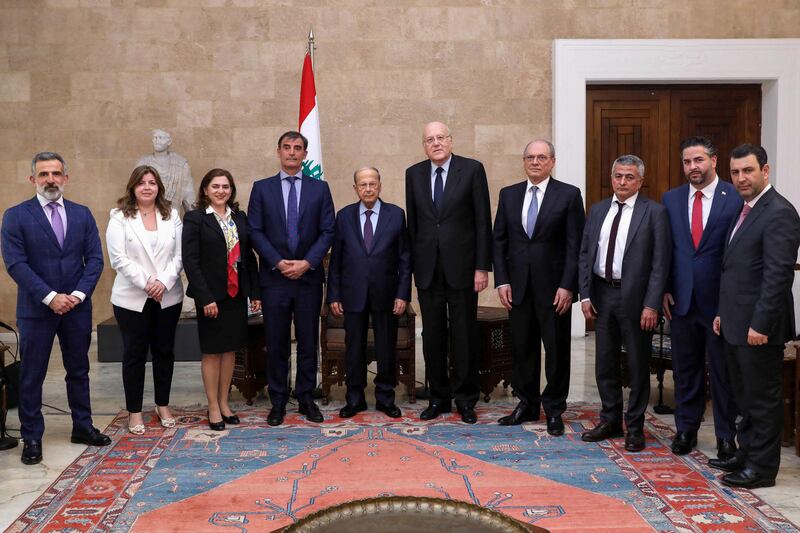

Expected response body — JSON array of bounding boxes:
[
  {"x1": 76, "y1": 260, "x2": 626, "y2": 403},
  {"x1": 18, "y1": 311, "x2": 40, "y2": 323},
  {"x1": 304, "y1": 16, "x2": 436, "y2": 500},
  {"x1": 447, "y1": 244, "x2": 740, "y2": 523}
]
[{"x1": 307, "y1": 27, "x2": 315, "y2": 70}]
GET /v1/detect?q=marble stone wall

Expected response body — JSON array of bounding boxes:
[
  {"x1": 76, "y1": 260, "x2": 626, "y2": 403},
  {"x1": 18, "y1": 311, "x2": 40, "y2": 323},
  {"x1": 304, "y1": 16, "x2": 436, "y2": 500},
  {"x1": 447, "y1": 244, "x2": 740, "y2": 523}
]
[{"x1": 1, "y1": 0, "x2": 799, "y2": 324}]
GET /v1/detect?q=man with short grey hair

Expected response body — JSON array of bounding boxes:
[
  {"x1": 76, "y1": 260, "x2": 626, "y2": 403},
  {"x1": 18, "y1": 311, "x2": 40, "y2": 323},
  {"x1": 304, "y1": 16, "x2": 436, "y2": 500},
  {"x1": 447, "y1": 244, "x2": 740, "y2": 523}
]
[
  {"x1": 578, "y1": 154, "x2": 670, "y2": 452},
  {"x1": 2, "y1": 151, "x2": 110, "y2": 465},
  {"x1": 493, "y1": 139, "x2": 585, "y2": 435}
]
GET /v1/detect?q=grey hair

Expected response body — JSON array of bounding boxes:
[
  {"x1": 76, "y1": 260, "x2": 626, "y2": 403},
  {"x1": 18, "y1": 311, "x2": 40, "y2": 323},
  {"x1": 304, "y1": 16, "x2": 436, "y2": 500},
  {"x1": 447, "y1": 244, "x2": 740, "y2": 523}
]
[
  {"x1": 612, "y1": 154, "x2": 645, "y2": 177},
  {"x1": 31, "y1": 151, "x2": 67, "y2": 176},
  {"x1": 523, "y1": 139, "x2": 555, "y2": 158},
  {"x1": 353, "y1": 166, "x2": 381, "y2": 183}
]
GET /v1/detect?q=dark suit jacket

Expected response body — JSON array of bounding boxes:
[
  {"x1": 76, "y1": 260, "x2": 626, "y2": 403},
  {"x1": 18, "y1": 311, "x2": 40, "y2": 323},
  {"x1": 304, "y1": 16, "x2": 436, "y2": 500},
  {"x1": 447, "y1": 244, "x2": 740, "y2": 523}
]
[
  {"x1": 247, "y1": 173, "x2": 335, "y2": 287},
  {"x1": 327, "y1": 201, "x2": 412, "y2": 313},
  {"x1": 1, "y1": 197, "x2": 103, "y2": 319},
  {"x1": 719, "y1": 187, "x2": 800, "y2": 346},
  {"x1": 405, "y1": 154, "x2": 492, "y2": 290},
  {"x1": 182, "y1": 208, "x2": 260, "y2": 308},
  {"x1": 579, "y1": 194, "x2": 671, "y2": 318},
  {"x1": 493, "y1": 178, "x2": 585, "y2": 306},
  {"x1": 663, "y1": 179, "x2": 742, "y2": 321}
]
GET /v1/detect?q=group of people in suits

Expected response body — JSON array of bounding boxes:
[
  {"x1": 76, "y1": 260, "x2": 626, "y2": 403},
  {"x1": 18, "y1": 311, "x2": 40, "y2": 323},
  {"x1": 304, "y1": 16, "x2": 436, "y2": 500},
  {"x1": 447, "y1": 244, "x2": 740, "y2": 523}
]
[{"x1": 2, "y1": 130, "x2": 798, "y2": 490}]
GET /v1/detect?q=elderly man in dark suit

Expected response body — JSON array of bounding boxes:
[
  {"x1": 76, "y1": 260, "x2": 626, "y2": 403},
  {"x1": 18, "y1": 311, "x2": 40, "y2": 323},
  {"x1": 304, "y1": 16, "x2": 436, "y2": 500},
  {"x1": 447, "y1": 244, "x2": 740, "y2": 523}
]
[
  {"x1": 328, "y1": 167, "x2": 412, "y2": 419},
  {"x1": 248, "y1": 131, "x2": 335, "y2": 426},
  {"x1": 493, "y1": 140, "x2": 585, "y2": 436},
  {"x1": 1, "y1": 151, "x2": 110, "y2": 465},
  {"x1": 710, "y1": 144, "x2": 800, "y2": 489},
  {"x1": 579, "y1": 154, "x2": 671, "y2": 452},
  {"x1": 662, "y1": 136, "x2": 740, "y2": 460},
  {"x1": 405, "y1": 121, "x2": 492, "y2": 424}
]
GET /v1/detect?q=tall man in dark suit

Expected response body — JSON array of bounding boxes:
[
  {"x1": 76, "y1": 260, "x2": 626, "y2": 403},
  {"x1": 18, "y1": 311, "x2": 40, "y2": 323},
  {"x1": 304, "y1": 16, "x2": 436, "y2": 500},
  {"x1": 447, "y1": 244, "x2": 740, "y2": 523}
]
[
  {"x1": 405, "y1": 122, "x2": 492, "y2": 424},
  {"x1": 711, "y1": 144, "x2": 800, "y2": 489},
  {"x1": 1, "y1": 151, "x2": 111, "y2": 465},
  {"x1": 328, "y1": 167, "x2": 412, "y2": 419},
  {"x1": 662, "y1": 137, "x2": 740, "y2": 460},
  {"x1": 493, "y1": 140, "x2": 585, "y2": 436},
  {"x1": 579, "y1": 155, "x2": 671, "y2": 452},
  {"x1": 248, "y1": 131, "x2": 335, "y2": 426}
]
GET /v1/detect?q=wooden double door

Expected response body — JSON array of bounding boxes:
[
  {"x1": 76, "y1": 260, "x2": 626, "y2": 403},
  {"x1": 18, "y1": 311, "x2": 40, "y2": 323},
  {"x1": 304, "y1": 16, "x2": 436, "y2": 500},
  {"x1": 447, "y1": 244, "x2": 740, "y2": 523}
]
[{"x1": 586, "y1": 84, "x2": 762, "y2": 209}]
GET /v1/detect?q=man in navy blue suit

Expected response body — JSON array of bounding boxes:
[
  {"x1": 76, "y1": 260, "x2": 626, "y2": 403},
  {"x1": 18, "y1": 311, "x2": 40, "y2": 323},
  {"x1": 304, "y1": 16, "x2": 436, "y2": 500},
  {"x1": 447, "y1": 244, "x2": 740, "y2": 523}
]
[
  {"x1": 662, "y1": 137, "x2": 740, "y2": 461},
  {"x1": 248, "y1": 132, "x2": 335, "y2": 426},
  {"x1": 1, "y1": 151, "x2": 110, "y2": 465},
  {"x1": 327, "y1": 167, "x2": 411, "y2": 419}
]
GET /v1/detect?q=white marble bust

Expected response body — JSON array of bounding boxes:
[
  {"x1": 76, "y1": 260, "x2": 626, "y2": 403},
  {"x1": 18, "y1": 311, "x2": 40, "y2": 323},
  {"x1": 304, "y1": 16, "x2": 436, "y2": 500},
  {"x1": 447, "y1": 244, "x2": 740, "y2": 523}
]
[{"x1": 136, "y1": 129, "x2": 195, "y2": 216}]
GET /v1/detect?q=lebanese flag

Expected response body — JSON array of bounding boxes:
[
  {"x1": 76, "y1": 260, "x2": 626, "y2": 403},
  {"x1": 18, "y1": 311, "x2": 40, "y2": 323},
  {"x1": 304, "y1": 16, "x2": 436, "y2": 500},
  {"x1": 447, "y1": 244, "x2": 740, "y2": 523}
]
[{"x1": 299, "y1": 52, "x2": 324, "y2": 180}]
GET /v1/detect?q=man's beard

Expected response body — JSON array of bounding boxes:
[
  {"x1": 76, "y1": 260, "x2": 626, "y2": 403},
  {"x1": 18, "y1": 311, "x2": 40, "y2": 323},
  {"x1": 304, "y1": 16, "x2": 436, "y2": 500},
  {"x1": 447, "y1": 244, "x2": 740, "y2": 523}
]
[{"x1": 38, "y1": 183, "x2": 63, "y2": 201}]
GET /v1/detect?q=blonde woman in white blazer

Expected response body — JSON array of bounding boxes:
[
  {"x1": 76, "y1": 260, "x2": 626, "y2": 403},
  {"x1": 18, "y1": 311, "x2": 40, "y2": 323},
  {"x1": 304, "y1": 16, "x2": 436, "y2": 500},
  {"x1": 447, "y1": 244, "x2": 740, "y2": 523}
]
[{"x1": 107, "y1": 165, "x2": 184, "y2": 435}]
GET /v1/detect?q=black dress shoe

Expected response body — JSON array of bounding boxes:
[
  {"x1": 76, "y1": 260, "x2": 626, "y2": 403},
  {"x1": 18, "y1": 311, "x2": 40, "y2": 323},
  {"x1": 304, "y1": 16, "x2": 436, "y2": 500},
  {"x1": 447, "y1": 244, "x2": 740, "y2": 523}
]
[
  {"x1": 624, "y1": 430, "x2": 646, "y2": 452},
  {"x1": 457, "y1": 404, "x2": 477, "y2": 424},
  {"x1": 716, "y1": 438, "x2": 737, "y2": 460},
  {"x1": 722, "y1": 467, "x2": 776, "y2": 489},
  {"x1": 268, "y1": 405, "x2": 286, "y2": 427},
  {"x1": 299, "y1": 401, "x2": 324, "y2": 423},
  {"x1": 376, "y1": 402, "x2": 402, "y2": 418},
  {"x1": 581, "y1": 421, "x2": 624, "y2": 442},
  {"x1": 339, "y1": 401, "x2": 368, "y2": 418},
  {"x1": 420, "y1": 402, "x2": 452, "y2": 421},
  {"x1": 671, "y1": 431, "x2": 697, "y2": 455},
  {"x1": 709, "y1": 455, "x2": 744, "y2": 472},
  {"x1": 221, "y1": 414, "x2": 240, "y2": 425},
  {"x1": 497, "y1": 402, "x2": 540, "y2": 426},
  {"x1": 70, "y1": 426, "x2": 112, "y2": 446},
  {"x1": 546, "y1": 416, "x2": 565, "y2": 436},
  {"x1": 21, "y1": 440, "x2": 42, "y2": 465}
]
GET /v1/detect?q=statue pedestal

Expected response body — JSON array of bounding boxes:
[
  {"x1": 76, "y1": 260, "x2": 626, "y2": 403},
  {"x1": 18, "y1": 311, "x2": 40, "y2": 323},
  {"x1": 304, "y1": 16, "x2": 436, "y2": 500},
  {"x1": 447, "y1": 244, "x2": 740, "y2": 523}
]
[{"x1": 97, "y1": 316, "x2": 202, "y2": 362}]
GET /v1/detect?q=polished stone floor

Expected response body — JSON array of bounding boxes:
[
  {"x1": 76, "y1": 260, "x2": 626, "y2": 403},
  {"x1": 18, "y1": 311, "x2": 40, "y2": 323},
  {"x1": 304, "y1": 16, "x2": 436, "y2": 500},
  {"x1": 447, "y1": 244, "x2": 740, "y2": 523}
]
[{"x1": 1, "y1": 332, "x2": 798, "y2": 529}]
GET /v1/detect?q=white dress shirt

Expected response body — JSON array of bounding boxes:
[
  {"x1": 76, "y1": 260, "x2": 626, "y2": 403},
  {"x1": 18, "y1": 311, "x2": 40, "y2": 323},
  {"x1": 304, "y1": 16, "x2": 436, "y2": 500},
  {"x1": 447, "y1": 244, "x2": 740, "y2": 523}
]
[
  {"x1": 688, "y1": 176, "x2": 718, "y2": 230},
  {"x1": 36, "y1": 194, "x2": 86, "y2": 306},
  {"x1": 593, "y1": 192, "x2": 638, "y2": 280},
  {"x1": 429, "y1": 156, "x2": 452, "y2": 200},
  {"x1": 521, "y1": 176, "x2": 549, "y2": 233}
]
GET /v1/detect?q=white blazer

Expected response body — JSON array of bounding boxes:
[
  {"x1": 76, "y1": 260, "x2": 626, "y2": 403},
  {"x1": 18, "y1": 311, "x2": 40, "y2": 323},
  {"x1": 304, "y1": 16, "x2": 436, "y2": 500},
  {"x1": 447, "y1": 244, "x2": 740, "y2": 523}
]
[{"x1": 107, "y1": 207, "x2": 184, "y2": 312}]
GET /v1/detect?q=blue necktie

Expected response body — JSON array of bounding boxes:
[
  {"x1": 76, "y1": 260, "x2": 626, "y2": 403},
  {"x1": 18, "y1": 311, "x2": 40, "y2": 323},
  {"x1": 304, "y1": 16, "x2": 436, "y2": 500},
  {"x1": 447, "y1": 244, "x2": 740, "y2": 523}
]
[
  {"x1": 433, "y1": 167, "x2": 443, "y2": 212},
  {"x1": 363, "y1": 210, "x2": 374, "y2": 253},
  {"x1": 526, "y1": 186, "x2": 538, "y2": 238},
  {"x1": 287, "y1": 176, "x2": 298, "y2": 255}
]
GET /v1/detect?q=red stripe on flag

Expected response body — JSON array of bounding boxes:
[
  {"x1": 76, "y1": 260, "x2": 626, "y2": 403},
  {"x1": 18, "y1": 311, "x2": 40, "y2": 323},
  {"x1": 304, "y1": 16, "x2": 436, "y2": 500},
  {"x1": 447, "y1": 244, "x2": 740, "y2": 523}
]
[{"x1": 299, "y1": 52, "x2": 316, "y2": 127}]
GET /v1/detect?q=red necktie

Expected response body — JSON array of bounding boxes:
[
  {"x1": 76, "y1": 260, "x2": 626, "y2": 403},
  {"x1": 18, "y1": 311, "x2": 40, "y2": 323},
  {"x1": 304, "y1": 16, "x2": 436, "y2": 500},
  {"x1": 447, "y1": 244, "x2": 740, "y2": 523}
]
[
  {"x1": 691, "y1": 190, "x2": 703, "y2": 248},
  {"x1": 227, "y1": 241, "x2": 240, "y2": 298}
]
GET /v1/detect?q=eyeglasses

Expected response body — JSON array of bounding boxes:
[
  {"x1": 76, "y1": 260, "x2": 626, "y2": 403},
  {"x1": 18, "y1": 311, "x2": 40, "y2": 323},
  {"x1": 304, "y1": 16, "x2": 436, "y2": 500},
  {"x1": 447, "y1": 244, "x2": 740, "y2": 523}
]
[
  {"x1": 423, "y1": 135, "x2": 451, "y2": 146},
  {"x1": 524, "y1": 154, "x2": 552, "y2": 163},
  {"x1": 356, "y1": 182, "x2": 380, "y2": 190}
]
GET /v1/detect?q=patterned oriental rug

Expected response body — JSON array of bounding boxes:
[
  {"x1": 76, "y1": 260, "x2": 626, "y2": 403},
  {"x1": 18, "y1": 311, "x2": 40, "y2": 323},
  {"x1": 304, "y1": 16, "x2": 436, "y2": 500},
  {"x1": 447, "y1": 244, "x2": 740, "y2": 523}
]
[{"x1": 7, "y1": 404, "x2": 798, "y2": 532}]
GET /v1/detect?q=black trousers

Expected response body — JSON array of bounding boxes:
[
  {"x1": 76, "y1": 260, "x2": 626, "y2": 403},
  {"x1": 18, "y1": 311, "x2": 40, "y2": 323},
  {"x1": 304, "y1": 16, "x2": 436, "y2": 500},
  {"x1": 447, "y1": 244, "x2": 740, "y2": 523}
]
[
  {"x1": 593, "y1": 280, "x2": 652, "y2": 431},
  {"x1": 113, "y1": 299, "x2": 182, "y2": 413},
  {"x1": 344, "y1": 295, "x2": 398, "y2": 406},
  {"x1": 417, "y1": 261, "x2": 479, "y2": 406},
  {"x1": 509, "y1": 283, "x2": 572, "y2": 418},
  {"x1": 725, "y1": 341, "x2": 783, "y2": 478}
]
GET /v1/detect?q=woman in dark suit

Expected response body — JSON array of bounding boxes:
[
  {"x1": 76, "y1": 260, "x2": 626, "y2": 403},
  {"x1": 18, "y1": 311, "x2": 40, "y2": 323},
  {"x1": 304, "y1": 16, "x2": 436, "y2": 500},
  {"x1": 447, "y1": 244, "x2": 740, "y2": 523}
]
[{"x1": 182, "y1": 169, "x2": 260, "y2": 430}]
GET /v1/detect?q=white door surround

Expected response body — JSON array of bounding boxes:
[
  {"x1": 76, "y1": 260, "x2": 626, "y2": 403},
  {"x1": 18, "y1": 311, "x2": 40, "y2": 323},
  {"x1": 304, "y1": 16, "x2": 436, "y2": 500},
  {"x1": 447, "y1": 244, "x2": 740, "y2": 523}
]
[{"x1": 552, "y1": 39, "x2": 800, "y2": 335}]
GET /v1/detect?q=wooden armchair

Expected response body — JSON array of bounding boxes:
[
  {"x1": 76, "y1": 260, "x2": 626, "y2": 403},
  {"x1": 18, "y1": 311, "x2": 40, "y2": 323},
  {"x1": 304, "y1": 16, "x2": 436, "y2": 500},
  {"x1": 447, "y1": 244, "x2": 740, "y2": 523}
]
[{"x1": 319, "y1": 306, "x2": 417, "y2": 405}]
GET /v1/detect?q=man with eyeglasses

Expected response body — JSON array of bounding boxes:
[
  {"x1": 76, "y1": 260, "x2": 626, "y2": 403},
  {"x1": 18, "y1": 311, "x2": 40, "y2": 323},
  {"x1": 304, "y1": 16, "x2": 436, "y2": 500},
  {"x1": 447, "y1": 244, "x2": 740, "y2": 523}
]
[
  {"x1": 492, "y1": 140, "x2": 585, "y2": 435},
  {"x1": 578, "y1": 155, "x2": 670, "y2": 452},
  {"x1": 405, "y1": 122, "x2": 492, "y2": 424},
  {"x1": 327, "y1": 167, "x2": 411, "y2": 419}
]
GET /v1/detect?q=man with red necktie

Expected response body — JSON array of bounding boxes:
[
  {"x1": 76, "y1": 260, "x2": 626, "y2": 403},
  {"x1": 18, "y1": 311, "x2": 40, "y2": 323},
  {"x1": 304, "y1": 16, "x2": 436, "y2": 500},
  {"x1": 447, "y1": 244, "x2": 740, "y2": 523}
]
[{"x1": 662, "y1": 137, "x2": 741, "y2": 462}]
